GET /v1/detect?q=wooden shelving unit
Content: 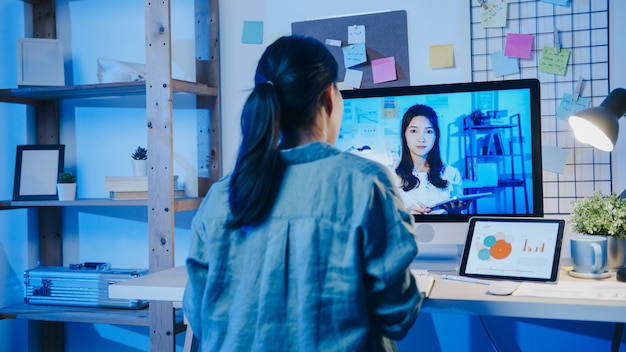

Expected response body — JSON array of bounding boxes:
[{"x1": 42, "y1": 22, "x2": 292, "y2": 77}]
[{"x1": 0, "y1": 1, "x2": 221, "y2": 351}]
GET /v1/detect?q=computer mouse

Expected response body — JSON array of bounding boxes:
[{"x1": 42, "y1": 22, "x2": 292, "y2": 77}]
[{"x1": 486, "y1": 281, "x2": 520, "y2": 296}]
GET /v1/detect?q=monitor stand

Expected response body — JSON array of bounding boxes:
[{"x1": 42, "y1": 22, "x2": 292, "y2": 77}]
[{"x1": 411, "y1": 243, "x2": 463, "y2": 273}]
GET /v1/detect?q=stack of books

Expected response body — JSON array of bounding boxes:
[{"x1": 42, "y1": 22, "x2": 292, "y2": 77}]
[{"x1": 105, "y1": 176, "x2": 184, "y2": 200}]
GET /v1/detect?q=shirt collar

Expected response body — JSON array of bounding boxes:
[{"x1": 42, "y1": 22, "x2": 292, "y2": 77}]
[{"x1": 280, "y1": 141, "x2": 339, "y2": 165}]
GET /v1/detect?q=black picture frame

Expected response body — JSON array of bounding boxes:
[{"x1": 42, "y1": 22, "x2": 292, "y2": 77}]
[{"x1": 13, "y1": 144, "x2": 65, "y2": 201}]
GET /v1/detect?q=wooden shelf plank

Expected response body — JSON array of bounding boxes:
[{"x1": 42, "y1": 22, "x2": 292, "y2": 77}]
[
  {"x1": 0, "y1": 80, "x2": 217, "y2": 104},
  {"x1": 0, "y1": 303, "x2": 185, "y2": 330},
  {"x1": 0, "y1": 197, "x2": 202, "y2": 212}
]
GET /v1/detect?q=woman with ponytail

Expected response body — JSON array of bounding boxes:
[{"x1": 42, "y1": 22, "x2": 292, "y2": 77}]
[{"x1": 184, "y1": 36, "x2": 421, "y2": 351}]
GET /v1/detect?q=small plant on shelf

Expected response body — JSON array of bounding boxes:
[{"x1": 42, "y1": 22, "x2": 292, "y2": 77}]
[
  {"x1": 57, "y1": 171, "x2": 76, "y2": 184},
  {"x1": 131, "y1": 146, "x2": 147, "y2": 160}
]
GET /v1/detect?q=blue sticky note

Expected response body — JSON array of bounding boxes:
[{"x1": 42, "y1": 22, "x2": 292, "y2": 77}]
[
  {"x1": 542, "y1": 145, "x2": 569, "y2": 174},
  {"x1": 540, "y1": 0, "x2": 570, "y2": 6},
  {"x1": 556, "y1": 93, "x2": 591, "y2": 120},
  {"x1": 342, "y1": 43, "x2": 367, "y2": 68},
  {"x1": 490, "y1": 51, "x2": 519, "y2": 76},
  {"x1": 242, "y1": 21, "x2": 263, "y2": 44}
]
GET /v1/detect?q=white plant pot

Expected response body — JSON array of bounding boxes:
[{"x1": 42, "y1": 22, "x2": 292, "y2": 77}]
[
  {"x1": 132, "y1": 159, "x2": 147, "y2": 177},
  {"x1": 57, "y1": 183, "x2": 76, "y2": 201}
]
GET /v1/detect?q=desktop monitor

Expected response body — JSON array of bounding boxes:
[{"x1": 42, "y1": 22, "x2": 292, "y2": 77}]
[{"x1": 338, "y1": 79, "x2": 543, "y2": 262}]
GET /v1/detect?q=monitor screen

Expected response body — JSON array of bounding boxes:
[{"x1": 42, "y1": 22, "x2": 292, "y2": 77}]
[{"x1": 338, "y1": 79, "x2": 543, "y2": 231}]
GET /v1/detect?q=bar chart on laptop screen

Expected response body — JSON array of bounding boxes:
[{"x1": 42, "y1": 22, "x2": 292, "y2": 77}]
[{"x1": 470, "y1": 0, "x2": 611, "y2": 215}]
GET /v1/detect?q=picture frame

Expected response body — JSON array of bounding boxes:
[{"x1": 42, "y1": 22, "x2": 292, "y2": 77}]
[
  {"x1": 17, "y1": 38, "x2": 65, "y2": 86},
  {"x1": 13, "y1": 145, "x2": 65, "y2": 201}
]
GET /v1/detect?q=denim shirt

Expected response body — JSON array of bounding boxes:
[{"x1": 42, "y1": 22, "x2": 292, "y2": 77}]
[{"x1": 183, "y1": 142, "x2": 422, "y2": 351}]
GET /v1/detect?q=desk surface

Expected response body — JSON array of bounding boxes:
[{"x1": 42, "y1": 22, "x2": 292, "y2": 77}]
[{"x1": 109, "y1": 265, "x2": 626, "y2": 323}]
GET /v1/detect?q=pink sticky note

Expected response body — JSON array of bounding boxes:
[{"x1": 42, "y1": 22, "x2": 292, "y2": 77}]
[
  {"x1": 504, "y1": 33, "x2": 534, "y2": 59},
  {"x1": 371, "y1": 57, "x2": 397, "y2": 84}
]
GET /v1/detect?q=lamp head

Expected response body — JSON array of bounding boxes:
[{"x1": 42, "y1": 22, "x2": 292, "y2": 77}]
[{"x1": 568, "y1": 88, "x2": 626, "y2": 152}]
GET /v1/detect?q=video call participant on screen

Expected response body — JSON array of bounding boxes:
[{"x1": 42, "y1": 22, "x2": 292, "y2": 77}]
[
  {"x1": 183, "y1": 36, "x2": 421, "y2": 351},
  {"x1": 394, "y1": 104, "x2": 470, "y2": 215}
]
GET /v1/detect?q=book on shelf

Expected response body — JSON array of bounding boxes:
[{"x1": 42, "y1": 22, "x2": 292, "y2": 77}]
[
  {"x1": 105, "y1": 175, "x2": 179, "y2": 192},
  {"x1": 109, "y1": 188, "x2": 185, "y2": 200}
]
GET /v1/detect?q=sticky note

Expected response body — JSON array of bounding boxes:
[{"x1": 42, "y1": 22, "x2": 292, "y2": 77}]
[
  {"x1": 482, "y1": 2, "x2": 508, "y2": 28},
  {"x1": 325, "y1": 39, "x2": 342, "y2": 47},
  {"x1": 539, "y1": 46, "x2": 571, "y2": 75},
  {"x1": 242, "y1": 21, "x2": 263, "y2": 44},
  {"x1": 336, "y1": 82, "x2": 354, "y2": 91},
  {"x1": 344, "y1": 69, "x2": 363, "y2": 89},
  {"x1": 429, "y1": 44, "x2": 454, "y2": 68},
  {"x1": 540, "y1": 0, "x2": 570, "y2": 6},
  {"x1": 490, "y1": 51, "x2": 519, "y2": 76},
  {"x1": 348, "y1": 25, "x2": 366, "y2": 44},
  {"x1": 504, "y1": 33, "x2": 534, "y2": 59},
  {"x1": 542, "y1": 145, "x2": 569, "y2": 174},
  {"x1": 342, "y1": 43, "x2": 367, "y2": 68},
  {"x1": 556, "y1": 93, "x2": 591, "y2": 120},
  {"x1": 371, "y1": 57, "x2": 397, "y2": 84}
]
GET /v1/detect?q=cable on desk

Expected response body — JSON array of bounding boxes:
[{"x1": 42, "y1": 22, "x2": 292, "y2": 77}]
[
  {"x1": 611, "y1": 322, "x2": 624, "y2": 352},
  {"x1": 479, "y1": 315, "x2": 523, "y2": 352}
]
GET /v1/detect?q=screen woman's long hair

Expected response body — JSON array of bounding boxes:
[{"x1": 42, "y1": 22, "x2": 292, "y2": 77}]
[
  {"x1": 226, "y1": 36, "x2": 338, "y2": 229},
  {"x1": 396, "y1": 104, "x2": 448, "y2": 191}
]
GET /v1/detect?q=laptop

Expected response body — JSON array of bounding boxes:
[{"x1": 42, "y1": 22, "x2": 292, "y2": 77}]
[{"x1": 459, "y1": 217, "x2": 565, "y2": 283}]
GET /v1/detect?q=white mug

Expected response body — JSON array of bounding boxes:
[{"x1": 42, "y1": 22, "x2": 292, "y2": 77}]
[{"x1": 570, "y1": 236, "x2": 607, "y2": 274}]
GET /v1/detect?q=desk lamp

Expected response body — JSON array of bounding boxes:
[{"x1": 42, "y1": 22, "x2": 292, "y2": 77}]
[{"x1": 568, "y1": 88, "x2": 626, "y2": 152}]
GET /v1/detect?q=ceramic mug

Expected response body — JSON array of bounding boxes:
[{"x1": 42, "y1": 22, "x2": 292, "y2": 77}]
[{"x1": 570, "y1": 235, "x2": 607, "y2": 274}]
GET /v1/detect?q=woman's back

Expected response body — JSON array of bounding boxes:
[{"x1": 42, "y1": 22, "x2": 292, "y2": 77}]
[{"x1": 187, "y1": 142, "x2": 420, "y2": 351}]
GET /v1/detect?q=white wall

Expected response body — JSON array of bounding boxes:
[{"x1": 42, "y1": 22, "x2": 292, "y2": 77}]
[{"x1": 218, "y1": 0, "x2": 471, "y2": 173}]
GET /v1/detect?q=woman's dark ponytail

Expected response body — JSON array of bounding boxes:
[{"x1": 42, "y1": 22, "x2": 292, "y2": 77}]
[{"x1": 226, "y1": 36, "x2": 338, "y2": 229}]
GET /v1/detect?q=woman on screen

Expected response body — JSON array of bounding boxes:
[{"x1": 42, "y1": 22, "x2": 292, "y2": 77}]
[{"x1": 394, "y1": 104, "x2": 469, "y2": 215}]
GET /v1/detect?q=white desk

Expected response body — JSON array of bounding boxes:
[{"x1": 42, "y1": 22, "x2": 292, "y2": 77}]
[
  {"x1": 110, "y1": 265, "x2": 626, "y2": 323},
  {"x1": 109, "y1": 265, "x2": 626, "y2": 351},
  {"x1": 422, "y1": 270, "x2": 626, "y2": 323},
  {"x1": 109, "y1": 265, "x2": 186, "y2": 304}
]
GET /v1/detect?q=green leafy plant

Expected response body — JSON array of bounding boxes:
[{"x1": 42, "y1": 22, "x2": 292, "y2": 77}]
[
  {"x1": 57, "y1": 171, "x2": 76, "y2": 184},
  {"x1": 131, "y1": 146, "x2": 147, "y2": 160},
  {"x1": 568, "y1": 191, "x2": 626, "y2": 239}
]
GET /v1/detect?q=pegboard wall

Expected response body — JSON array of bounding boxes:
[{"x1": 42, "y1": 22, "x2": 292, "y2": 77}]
[{"x1": 469, "y1": 0, "x2": 611, "y2": 215}]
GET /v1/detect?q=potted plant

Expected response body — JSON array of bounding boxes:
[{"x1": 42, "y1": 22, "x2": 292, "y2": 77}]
[
  {"x1": 57, "y1": 171, "x2": 76, "y2": 201},
  {"x1": 131, "y1": 146, "x2": 147, "y2": 177},
  {"x1": 568, "y1": 191, "x2": 626, "y2": 269}
]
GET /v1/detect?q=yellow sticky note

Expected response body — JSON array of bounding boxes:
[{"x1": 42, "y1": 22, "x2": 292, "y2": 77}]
[
  {"x1": 539, "y1": 46, "x2": 571, "y2": 75},
  {"x1": 429, "y1": 44, "x2": 454, "y2": 68}
]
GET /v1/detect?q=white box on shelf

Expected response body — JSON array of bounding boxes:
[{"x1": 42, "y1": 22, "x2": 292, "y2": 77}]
[{"x1": 17, "y1": 38, "x2": 65, "y2": 86}]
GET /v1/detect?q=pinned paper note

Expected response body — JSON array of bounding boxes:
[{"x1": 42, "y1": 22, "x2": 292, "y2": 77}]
[
  {"x1": 348, "y1": 25, "x2": 366, "y2": 44},
  {"x1": 371, "y1": 57, "x2": 397, "y2": 84},
  {"x1": 540, "y1": 0, "x2": 570, "y2": 6},
  {"x1": 542, "y1": 145, "x2": 569, "y2": 174},
  {"x1": 344, "y1": 69, "x2": 363, "y2": 89},
  {"x1": 342, "y1": 43, "x2": 367, "y2": 68},
  {"x1": 241, "y1": 21, "x2": 264, "y2": 44},
  {"x1": 504, "y1": 33, "x2": 534, "y2": 59},
  {"x1": 556, "y1": 93, "x2": 591, "y2": 120},
  {"x1": 325, "y1": 39, "x2": 342, "y2": 47},
  {"x1": 490, "y1": 51, "x2": 519, "y2": 76},
  {"x1": 539, "y1": 46, "x2": 571, "y2": 75},
  {"x1": 336, "y1": 82, "x2": 354, "y2": 91},
  {"x1": 429, "y1": 44, "x2": 454, "y2": 68},
  {"x1": 482, "y1": 2, "x2": 508, "y2": 28}
]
